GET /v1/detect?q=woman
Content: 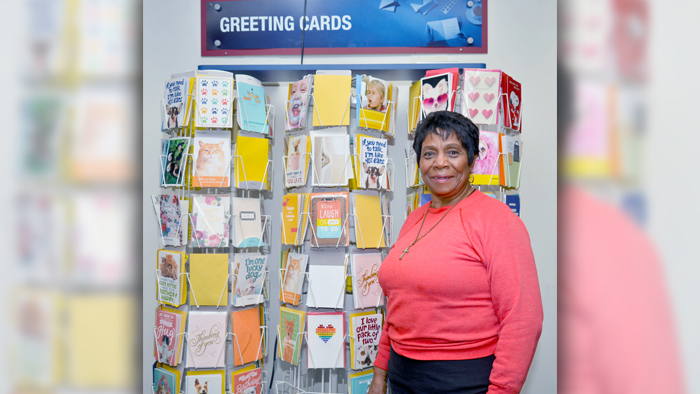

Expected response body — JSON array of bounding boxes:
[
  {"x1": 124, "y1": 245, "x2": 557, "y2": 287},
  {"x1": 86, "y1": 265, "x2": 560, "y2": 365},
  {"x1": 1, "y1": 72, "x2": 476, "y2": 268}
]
[{"x1": 369, "y1": 111, "x2": 543, "y2": 394}]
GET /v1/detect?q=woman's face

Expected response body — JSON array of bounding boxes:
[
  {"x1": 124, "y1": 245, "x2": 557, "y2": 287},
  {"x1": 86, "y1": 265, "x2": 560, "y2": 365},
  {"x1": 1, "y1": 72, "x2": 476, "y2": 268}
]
[
  {"x1": 419, "y1": 131, "x2": 473, "y2": 203},
  {"x1": 366, "y1": 84, "x2": 384, "y2": 111}
]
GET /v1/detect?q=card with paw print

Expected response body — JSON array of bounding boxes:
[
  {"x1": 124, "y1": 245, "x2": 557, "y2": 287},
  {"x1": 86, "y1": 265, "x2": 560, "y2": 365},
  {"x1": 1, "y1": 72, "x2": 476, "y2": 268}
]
[
  {"x1": 196, "y1": 74, "x2": 234, "y2": 128},
  {"x1": 463, "y1": 69, "x2": 502, "y2": 125}
]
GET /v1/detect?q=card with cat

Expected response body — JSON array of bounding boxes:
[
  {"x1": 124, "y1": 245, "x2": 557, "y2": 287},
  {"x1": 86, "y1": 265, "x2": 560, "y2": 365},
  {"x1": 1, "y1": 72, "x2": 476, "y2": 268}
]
[
  {"x1": 192, "y1": 129, "x2": 231, "y2": 188},
  {"x1": 310, "y1": 129, "x2": 352, "y2": 187},
  {"x1": 191, "y1": 194, "x2": 231, "y2": 247},
  {"x1": 285, "y1": 135, "x2": 311, "y2": 188},
  {"x1": 185, "y1": 369, "x2": 225, "y2": 394},
  {"x1": 156, "y1": 249, "x2": 187, "y2": 307},
  {"x1": 230, "y1": 307, "x2": 263, "y2": 366},
  {"x1": 307, "y1": 311, "x2": 346, "y2": 369},
  {"x1": 232, "y1": 253, "x2": 267, "y2": 307},
  {"x1": 349, "y1": 311, "x2": 383, "y2": 370},
  {"x1": 195, "y1": 73, "x2": 234, "y2": 128},
  {"x1": 281, "y1": 252, "x2": 308, "y2": 305},
  {"x1": 279, "y1": 306, "x2": 306, "y2": 365},
  {"x1": 235, "y1": 74, "x2": 269, "y2": 135},
  {"x1": 420, "y1": 73, "x2": 453, "y2": 120},
  {"x1": 309, "y1": 192, "x2": 349, "y2": 247},
  {"x1": 155, "y1": 306, "x2": 187, "y2": 367}
]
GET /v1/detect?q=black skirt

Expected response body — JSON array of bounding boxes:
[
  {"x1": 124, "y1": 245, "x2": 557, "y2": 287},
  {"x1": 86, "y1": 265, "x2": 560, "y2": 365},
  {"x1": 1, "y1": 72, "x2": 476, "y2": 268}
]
[{"x1": 387, "y1": 347, "x2": 494, "y2": 394}]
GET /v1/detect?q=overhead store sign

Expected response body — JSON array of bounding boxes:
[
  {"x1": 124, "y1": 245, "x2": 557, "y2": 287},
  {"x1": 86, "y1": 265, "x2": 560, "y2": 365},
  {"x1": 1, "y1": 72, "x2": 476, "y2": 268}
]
[{"x1": 201, "y1": 0, "x2": 487, "y2": 56}]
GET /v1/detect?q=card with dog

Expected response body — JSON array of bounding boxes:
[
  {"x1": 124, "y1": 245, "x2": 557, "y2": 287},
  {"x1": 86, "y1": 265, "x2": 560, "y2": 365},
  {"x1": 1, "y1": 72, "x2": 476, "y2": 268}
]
[
  {"x1": 162, "y1": 76, "x2": 193, "y2": 130},
  {"x1": 231, "y1": 364, "x2": 262, "y2": 394},
  {"x1": 357, "y1": 135, "x2": 388, "y2": 190},
  {"x1": 195, "y1": 74, "x2": 234, "y2": 128},
  {"x1": 307, "y1": 311, "x2": 346, "y2": 369},
  {"x1": 156, "y1": 250, "x2": 187, "y2": 306},
  {"x1": 154, "y1": 364, "x2": 180, "y2": 394},
  {"x1": 279, "y1": 306, "x2": 306, "y2": 365},
  {"x1": 232, "y1": 253, "x2": 267, "y2": 307},
  {"x1": 185, "y1": 369, "x2": 225, "y2": 394},
  {"x1": 349, "y1": 311, "x2": 383, "y2": 370}
]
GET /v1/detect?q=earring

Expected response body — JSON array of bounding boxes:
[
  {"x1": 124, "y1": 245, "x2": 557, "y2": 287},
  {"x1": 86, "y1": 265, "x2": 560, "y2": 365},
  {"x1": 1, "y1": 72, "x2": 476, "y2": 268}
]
[{"x1": 469, "y1": 174, "x2": 475, "y2": 184}]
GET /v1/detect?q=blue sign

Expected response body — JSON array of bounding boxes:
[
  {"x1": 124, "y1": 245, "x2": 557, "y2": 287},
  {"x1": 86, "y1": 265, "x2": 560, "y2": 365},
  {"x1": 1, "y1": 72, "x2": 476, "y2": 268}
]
[{"x1": 201, "y1": 0, "x2": 487, "y2": 56}]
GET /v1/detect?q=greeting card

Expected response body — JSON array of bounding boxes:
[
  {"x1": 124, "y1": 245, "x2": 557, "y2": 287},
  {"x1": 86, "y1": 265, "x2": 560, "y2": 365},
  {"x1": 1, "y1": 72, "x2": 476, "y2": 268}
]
[
  {"x1": 353, "y1": 194, "x2": 386, "y2": 249},
  {"x1": 286, "y1": 76, "x2": 312, "y2": 131},
  {"x1": 235, "y1": 74, "x2": 269, "y2": 135},
  {"x1": 231, "y1": 365, "x2": 262, "y2": 394},
  {"x1": 231, "y1": 197, "x2": 264, "y2": 248},
  {"x1": 349, "y1": 369, "x2": 374, "y2": 393},
  {"x1": 154, "y1": 364, "x2": 180, "y2": 394},
  {"x1": 163, "y1": 76, "x2": 193, "y2": 130},
  {"x1": 161, "y1": 137, "x2": 190, "y2": 187},
  {"x1": 159, "y1": 195, "x2": 183, "y2": 246},
  {"x1": 312, "y1": 73, "x2": 352, "y2": 127},
  {"x1": 500, "y1": 71, "x2": 522, "y2": 131},
  {"x1": 186, "y1": 312, "x2": 227, "y2": 368},
  {"x1": 310, "y1": 129, "x2": 352, "y2": 186},
  {"x1": 155, "y1": 308, "x2": 180, "y2": 366},
  {"x1": 189, "y1": 254, "x2": 229, "y2": 306},
  {"x1": 234, "y1": 134, "x2": 270, "y2": 190},
  {"x1": 463, "y1": 69, "x2": 502, "y2": 125},
  {"x1": 156, "y1": 249, "x2": 187, "y2": 307},
  {"x1": 306, "y1": 250, "x2": 347, "y2": 309},
  {"x1": 281, "y1": 193, "x2": 310, "y2": 245},
  {"x1": 192, "y1": 129, "x2": 231, "y2": 188},
  {"x1": 420, "y1": 73, "x2": 453, "y2": 120},
  {"x1": 349, "y1": 311, "x2": 383, "y2": 370},
  {"x1": 232, "y1": 253, "x2": 267, "y2": 307},
  {"x1": 310, "y1": 192, "x2": 349, "y2": 248},
  {"x1": 191, "y1": 195, "x2": 230, "y2": 247},
  {"x1": 472, "y1": 130, "x2": 501, "y2": 185},
  {"x1": 279, "y1": 306, "x2": 306, "y2": 365},
  {"x1": 357, "y1": 135, "x2": 388, "y2": 190},
  {"x1": 307, "y1": 311, "x2": 345, "y2": 369},
  {"x1": 196, "y1": 74, "x2": 234, "y2": 128},
  {"x1": 356, "y1": 75, "x2": 392, "y2": 132},
  {"x1": 185, "y1": 370, "x2": 225, "y2": 394},
  {"x1": 351, "y1": 253, "x2": 384, "y2": 309},
  {"x1": 230, "y1": 307, "x2": 263, "y2": 366},
  {"x1": 281, "y1": 252, "x2": 308, "y2": 305},
  {"x1": 285, "y1": 135, "x2": 311, "y2": 188}
]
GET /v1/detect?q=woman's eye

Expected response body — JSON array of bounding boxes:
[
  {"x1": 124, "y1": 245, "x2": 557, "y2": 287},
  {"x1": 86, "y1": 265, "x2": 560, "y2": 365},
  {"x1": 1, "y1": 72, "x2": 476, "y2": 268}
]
[
  {"x1": 423, "y1": 152, "x2": 435, "y2": 158},
  {"x1": 449, "y1": 150, "x2": 460, "y2": 156}
]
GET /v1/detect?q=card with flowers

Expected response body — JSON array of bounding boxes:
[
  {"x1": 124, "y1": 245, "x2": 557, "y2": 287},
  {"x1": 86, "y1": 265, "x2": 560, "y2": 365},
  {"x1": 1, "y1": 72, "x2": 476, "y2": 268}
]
[{"x1": 191, "y1": 195, "x2": 230, "y2": 247}]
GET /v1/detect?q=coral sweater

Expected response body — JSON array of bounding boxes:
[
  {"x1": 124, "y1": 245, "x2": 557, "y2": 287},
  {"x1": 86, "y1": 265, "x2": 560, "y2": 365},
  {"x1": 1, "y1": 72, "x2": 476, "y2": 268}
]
[{"x1": 375, "y1": 191, "x2": 543, "y2": 394}]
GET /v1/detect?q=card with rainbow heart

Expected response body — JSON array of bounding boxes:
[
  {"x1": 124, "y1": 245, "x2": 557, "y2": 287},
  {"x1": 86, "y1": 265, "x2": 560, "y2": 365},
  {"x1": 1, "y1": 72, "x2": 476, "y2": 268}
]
[
  {"x1": 306, "y1": 311, "x2": 346, "y2": 369},
  {"x1": 462, "y1": 69, "x2": 502, "y2": 125}
]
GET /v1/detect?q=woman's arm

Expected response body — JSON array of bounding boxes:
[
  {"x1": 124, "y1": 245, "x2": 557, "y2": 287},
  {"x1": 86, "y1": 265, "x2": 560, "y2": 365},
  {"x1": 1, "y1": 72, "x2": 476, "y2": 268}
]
[{"x1": 367, "y1": 366, "x2": 387, "y2": 394}]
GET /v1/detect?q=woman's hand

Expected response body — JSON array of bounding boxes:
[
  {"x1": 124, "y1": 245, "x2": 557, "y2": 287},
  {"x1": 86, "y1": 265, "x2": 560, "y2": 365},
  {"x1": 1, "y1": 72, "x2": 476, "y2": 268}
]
[{"x1": 367, "y1": 366, "x2": 387, "y2": 394}]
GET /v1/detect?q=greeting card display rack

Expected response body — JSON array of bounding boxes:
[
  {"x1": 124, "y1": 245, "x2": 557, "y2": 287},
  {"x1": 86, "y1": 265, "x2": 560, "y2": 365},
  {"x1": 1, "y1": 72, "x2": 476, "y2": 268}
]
[{"x1": 151, "y1": 63, "x2": 492, "y2": 394}]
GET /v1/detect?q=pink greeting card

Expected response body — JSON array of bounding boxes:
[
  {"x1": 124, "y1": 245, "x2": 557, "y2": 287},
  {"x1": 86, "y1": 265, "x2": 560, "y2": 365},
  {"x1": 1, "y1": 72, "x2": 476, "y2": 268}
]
[{"x1": 186, "y1": 311, "x2": 227, "y2": 368}]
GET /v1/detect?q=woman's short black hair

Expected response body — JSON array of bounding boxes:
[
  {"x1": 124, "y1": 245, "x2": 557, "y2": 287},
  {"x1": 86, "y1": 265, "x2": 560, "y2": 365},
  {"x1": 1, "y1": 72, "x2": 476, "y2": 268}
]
[{"x1": 413, "y1": 111, "x2": 480, "y2": 165}]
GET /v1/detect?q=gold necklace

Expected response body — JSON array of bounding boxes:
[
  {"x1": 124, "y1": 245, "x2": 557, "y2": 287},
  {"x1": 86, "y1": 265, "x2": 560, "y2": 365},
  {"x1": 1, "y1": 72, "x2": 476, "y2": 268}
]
[{"x1": 399, "y1": 188, "x2": 475, "y2": 260}]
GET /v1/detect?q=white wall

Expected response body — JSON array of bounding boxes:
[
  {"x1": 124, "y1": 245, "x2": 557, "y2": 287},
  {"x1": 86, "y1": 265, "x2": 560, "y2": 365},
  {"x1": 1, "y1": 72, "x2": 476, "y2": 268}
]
[{"x1": 143, "y1": 0, "x2": 557, "y2": 392}]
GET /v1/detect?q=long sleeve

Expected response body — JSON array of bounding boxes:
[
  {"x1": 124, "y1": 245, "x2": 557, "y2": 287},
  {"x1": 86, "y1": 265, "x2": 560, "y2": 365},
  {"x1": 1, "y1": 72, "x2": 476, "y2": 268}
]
[
  {"x1": 462, "y1": 204, "x2": 543, "y2": 394},
  {"x1": 374, "y1": 318, "x2": 391, "y2": 370}
]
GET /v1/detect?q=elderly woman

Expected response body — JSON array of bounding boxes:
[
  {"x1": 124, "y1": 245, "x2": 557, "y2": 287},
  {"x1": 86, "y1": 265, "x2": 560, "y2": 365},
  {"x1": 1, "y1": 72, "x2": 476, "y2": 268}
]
[{"x1": 369, "y1": 111, "x2": 543, "y2": 394}]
